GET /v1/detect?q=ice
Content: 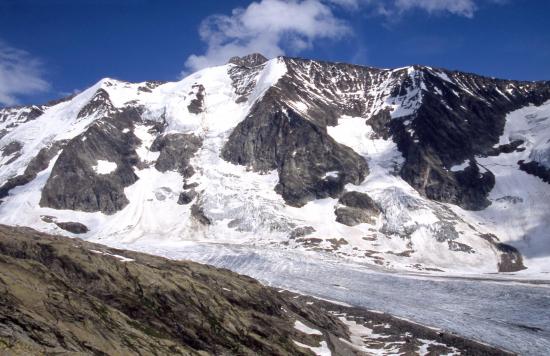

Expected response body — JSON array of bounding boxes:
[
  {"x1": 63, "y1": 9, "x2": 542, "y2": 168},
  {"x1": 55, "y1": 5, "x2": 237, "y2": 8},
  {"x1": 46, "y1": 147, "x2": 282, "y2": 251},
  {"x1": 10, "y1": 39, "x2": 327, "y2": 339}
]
[{"x1": 112, "y1": 241, "x2": 550, "y2": 356}]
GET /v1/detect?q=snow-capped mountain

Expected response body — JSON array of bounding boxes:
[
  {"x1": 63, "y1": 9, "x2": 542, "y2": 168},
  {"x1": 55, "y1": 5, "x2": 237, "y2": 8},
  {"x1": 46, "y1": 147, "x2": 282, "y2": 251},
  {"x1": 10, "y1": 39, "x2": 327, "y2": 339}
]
[{"x1": 1, "y1": 53, "x2": 549, "y2": 274}]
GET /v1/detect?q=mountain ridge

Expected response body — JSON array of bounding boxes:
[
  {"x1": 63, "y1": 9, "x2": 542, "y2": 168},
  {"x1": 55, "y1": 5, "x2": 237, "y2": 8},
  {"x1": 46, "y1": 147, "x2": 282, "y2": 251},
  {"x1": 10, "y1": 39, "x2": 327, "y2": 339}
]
[{"x1": 0, "y1": 54, "x2": 549, "y2": 274}]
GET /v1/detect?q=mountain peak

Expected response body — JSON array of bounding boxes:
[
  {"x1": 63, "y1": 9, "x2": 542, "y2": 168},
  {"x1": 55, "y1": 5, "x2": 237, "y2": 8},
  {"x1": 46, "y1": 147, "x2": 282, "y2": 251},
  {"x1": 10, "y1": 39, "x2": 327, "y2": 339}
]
[{"x1": 228, "y1": 53, "x2": 268, "y2": 67}]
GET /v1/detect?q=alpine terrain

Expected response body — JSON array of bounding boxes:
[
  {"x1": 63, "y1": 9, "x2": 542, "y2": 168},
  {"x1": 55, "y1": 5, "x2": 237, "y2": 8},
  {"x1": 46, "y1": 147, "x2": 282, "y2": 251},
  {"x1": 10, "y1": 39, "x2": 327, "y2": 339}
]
[
  {"x1": 1, "y1": 224, "x2": 511, "y2": 355},
  {"x1": 1, "y1": 53, "x2": 550, "y2": 275}
]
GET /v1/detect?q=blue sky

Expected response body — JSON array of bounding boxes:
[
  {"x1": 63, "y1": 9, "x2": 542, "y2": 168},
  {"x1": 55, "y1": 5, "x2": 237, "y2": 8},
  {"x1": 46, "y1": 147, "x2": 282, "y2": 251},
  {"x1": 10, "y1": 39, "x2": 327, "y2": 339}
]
[{"x1": 1, "y1": 0, "x2": 549, "y2": 106}]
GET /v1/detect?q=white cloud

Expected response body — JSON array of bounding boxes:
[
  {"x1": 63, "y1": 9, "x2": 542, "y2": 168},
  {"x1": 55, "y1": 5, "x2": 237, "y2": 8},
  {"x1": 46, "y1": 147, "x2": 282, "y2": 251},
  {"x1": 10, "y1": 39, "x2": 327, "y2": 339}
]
[
  {"x1": 184, "y1": 0, "x2": 350, "y2": 72},
  {"x1": 184, "y1": 0, "x2": 508, "y2": 73},
  {"x1": 0, "y1": 42, "x2": 49, "y2": 106},
  {"x1": 330, "y1": 0, "x2": 494, "y2": 18},
  {"x1": 394, "y1": 0, "x2": 477, "y2": 17}
]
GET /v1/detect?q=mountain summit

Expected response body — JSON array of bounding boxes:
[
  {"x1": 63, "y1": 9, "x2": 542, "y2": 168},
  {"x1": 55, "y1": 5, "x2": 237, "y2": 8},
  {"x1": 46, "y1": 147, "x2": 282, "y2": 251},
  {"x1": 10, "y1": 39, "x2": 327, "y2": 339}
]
[{"x1": 0, "y1": 55, "x2": 549, "y2": 273}]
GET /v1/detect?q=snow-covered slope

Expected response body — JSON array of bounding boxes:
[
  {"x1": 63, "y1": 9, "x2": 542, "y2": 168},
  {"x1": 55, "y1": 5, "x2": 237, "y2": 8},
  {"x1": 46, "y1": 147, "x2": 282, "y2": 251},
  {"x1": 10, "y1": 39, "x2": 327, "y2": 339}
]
[{"x1": 0, "y1": 54, "x2": 549, "y2": 274}]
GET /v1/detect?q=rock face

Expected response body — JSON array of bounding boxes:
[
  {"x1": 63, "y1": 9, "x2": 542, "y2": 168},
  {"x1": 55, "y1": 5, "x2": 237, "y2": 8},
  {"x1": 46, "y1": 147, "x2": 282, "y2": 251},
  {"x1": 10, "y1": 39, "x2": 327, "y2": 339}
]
[
  {"x1": 519, "y1": 160, "x2": 550, "y2": 184},
  {"x1": 0, "y1": 140, "x2": 67, "y2": 201},
  {"x1": 335, "y1": 191, "x2": 380, "y2": 226},
  {"x1": 39, "y1": 106, "x2": 141, "y2": 214},
  {"x1": 186, "y1": 84, "x2": 205, "y2": 114},
  {"x1": 151, "y1": 133, "x2": 202, "y2": 177},
  {"x1": 54, "y1": 221, "x2": 89, "y2": 234},
  {"x1": 381, "y1": 69, "x2": 550, "y2": 210},
  {"x1": 222, "y1": 102, "x2": 368, "y2": 206},
  {"x1": 228, "y1": 53, "x2": 268, "y2": 67}
]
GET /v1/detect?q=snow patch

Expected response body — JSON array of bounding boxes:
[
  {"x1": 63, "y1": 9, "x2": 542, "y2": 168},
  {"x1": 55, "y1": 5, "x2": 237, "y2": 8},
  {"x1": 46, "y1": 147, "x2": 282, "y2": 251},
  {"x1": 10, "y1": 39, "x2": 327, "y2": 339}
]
[
  {"x1": 92, "y1": 160, "x2": 117, "y2": 175},
  {"x1": 294, "y1": 320, "x2": 323, "y2": 335},
  {"x1": 89, "y1": 249, "x2": 134, "y2": 262},
  {"x1": 293, "y1": 340, "x2": 331, "y2": 356}
]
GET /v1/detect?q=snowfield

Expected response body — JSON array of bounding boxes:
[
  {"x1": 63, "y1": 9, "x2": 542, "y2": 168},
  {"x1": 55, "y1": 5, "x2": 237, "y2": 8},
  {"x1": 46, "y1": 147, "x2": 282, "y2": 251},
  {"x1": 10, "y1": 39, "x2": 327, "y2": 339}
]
[{"x1": 0, "y1": 57, "x2": 549, "y2": 276}]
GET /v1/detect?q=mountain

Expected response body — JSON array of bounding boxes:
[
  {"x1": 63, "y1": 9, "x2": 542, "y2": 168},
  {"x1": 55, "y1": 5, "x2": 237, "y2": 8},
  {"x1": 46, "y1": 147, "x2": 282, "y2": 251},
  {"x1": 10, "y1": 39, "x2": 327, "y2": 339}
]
[
  {"x1": 1, "y1": 53, "x2": 549, "y2": 274},
  {"x1": 0, "y1": 225, "x2": 508, "y2": 355}
]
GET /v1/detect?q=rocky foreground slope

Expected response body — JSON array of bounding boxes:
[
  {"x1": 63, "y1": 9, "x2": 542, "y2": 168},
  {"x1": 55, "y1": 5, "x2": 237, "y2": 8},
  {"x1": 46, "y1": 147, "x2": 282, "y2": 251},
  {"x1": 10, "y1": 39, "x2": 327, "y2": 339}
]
[
  {"x1": 0, "y1": 225, "x2": 510, "y2": 355},
  {"x1": 0, "y1": 54, "x2": 549, "y2": 273}
]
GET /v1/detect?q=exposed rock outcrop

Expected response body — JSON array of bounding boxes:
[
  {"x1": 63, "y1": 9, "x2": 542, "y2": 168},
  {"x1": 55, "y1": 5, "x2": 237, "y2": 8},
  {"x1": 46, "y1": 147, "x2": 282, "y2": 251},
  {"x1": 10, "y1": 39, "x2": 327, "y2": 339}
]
[
  {"x1": 335, "y1": 191, "x2": 381, "y2": 226},
  {"x1": 228, "y1": 53, "x2": 268, "y2": 67},
  {"x1": 187, "y1": 84, "x2": 205, "y2": 114},
  {"x1": 150, "y1": 133, "x2": 202, "y2": 177},
  {"x1": 54, "y1": 221, "x2": 89, "y2": 234},
  {"x1": 39, "y1": 107, "x2": 141, "y2": 214},
  {"x1": 518, "y1": 160, "x2": 550, "y2": 184},
  {"x1": 0, "y1": 141, "x2": 67, "y2": 201},
  {"x1": 222, "y1": 102, "x2": 368, "y2": 206}
]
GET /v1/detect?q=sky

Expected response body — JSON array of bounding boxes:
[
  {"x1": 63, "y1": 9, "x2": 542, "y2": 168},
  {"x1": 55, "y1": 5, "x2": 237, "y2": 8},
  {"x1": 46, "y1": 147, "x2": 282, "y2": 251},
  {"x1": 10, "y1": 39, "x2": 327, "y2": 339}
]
[{"x1": 0, "y1": 0, "x2": 549, "y2": 106}]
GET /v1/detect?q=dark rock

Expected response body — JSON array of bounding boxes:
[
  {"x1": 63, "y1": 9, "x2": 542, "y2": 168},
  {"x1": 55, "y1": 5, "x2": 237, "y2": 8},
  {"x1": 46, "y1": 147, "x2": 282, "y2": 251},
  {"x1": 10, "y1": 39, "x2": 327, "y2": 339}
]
[
  {"x1": 138, "y1": 81, "x2": 165, "y2": 93},
  {"x1": 447, "y1": 241, "x2": 474, "y2": 253},
  {"x1": 183, "y1": 181, "x2": 199, "y2": 190},
  {"x1": 495, "y1": 243, "x2": 526, "y2": 272},
  {"x1": 366, "y1": 109, "x2": 392, "y2": 139},
  {"x1": 222, "y1": 102, "x2": 368, "y2": 206},
  {"x1": 1, "y1": 141, "x2": 22, "y2": 157},
  {"x1": 0, "y1": 140, "x2": 22, "y2": 165},
  {"x1": 335, "y1": 192, "x2": 380, "y2": 226},
  {"x1": 39, "y1": 108, "x2": 141, "y2": 214},
  {"x1": 191, "y1": 204, "x2": 211, "y2": 225},
  {"x1": 397, "y1": 140, "x2": 495, "y2": 210},
  {"x1": 228, "y1": 53, "x2": 268, "y2": 67},
  {"x1": 0, "y1": 141, "x2": 67, "y2": 201},
  {"x1": 150, "y1": 133, "x2": 202, "y2": 177},
  {"x1": 0, "y1": 105, "x2": 45, "y2": 131},
  {"x1": 433, "y1": 221, "x2": 460, "y2": 242},
  {"x1": 289, "y1": 226, "x2": 316, "y2": 239},
  {"x1": 187, "y1": 84, "x2": 205, "y2": 114},
  {"x1": 228, "y1": 63, "x2": 266, "y2": 103},
  {"x1": 518, "y1": 160, "x2": 550, "y2": 184},
  {"x1": 77, "y1": 88, "x2": 114, "y2": 118},
  {"x1": 339, "y1": 191, "x2": 379, "y2": 212},
  {"x1": 54, "y1": 221, "x2": 89, "y2": 234},
  {"x1": 295, "y1": 237, "x2": 323, "y2": 247},
  {"x1": 485, "y1": 140, "x2": 525, "y2": 156},
  {"x1": 326, "y1": 238, "x2": 349, "y2": 249},
  {"x1": 177, "y1": 190, "x2": 197, "y2": 205},
  {"x1": 382, "y1": 68, "x2": 550, "y2": 210},
  {"x1": 40, "y1": 215, "x2": 55, "y2": 223},
  {"x1": 335, "y1": 207, "x2": 376, "y2": 226}
]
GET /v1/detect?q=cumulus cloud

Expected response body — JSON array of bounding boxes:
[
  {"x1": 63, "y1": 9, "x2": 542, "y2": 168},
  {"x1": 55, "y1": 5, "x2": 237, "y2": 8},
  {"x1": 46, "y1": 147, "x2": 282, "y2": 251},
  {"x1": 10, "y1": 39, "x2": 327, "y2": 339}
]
[
  {"x1": 0, "y1": 41, "x2": 49, "y2": 106},
  {"x1": 393, "y1": 0, "x2": 477, "y2": 17},
  {"x1": 184, "y1": 0, "x2": 508, "y2": 73},
  {"x1": 331, "y1": 0, "x2": 495, "y2": 17},
  {"x1": 184, "y1": 0, "x2": 350, "y2": 72}
]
